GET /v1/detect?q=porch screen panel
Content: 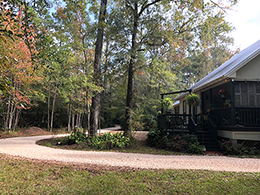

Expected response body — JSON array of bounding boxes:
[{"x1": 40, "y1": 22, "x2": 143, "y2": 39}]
[
  {"x1": 256, "y1": 83, "x2": 260, "y2": 93},
  {"x1": 241, "y1": 93, "x2": 248, "y2": 106},
  {"x1": 257, "y1": 95, "x2": 260, "y2": 107},
  {"x1": 235, "y1": 83, "x2": 241, "y2": 106},
  {"x1": 235, "y1": 94, "x2": 241, "y2": 106},
  {"x1": 241, "y1": 83, "x2": 247, "y2": 106},
  {"x1": 235, "y1": 82, "x2": 260, "y2": 107},
  {"x1": 249, "y1": 82, "x2": 255, "y2": 106},
  {"x1": 249, "y1": 95, "x2": 255, "y2": 107},
  {"x1": 257, "y1": 83, "x2": 260, "y2": 106}
]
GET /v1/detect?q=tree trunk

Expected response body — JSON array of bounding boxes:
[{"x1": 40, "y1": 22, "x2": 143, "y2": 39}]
[
  {"x1": 67, "y1": 103, "x2": 72, "y2": 131},
  {"x1": 124, "y1": 3, "x2": 138, "y2": 137},
  {"x1": 4, "y1": 96, "x2": 11, "y2": 131},
  {"x1": 50, "y1": 80, "x2": 58, "y2": 132},
  {"x1": 76, "y1": 113, "x2": 81, "y2": 127},
  {"x1": 72, "y1": 113, "x2": 75, "y2": 131},
  {"x1": 86, "y1": 89, "x2": 90, "y2": 134},
  {"x1": 13, "y1": 108, "x2": 20, "y2": 131},
  {"x1": 90, "y1": 0, "x2": 107, "y2": 137},
  {"x1": 47, "y1": 82, "x2": 50, "y2": 131},
  {"x1": 8, "y1": 104, "x2": 15, "y2": 130}
]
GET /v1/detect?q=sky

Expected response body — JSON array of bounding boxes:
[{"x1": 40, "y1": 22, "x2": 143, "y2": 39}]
[{"x1": 226, "y1": 0, "x2": 260, "y2": 50}]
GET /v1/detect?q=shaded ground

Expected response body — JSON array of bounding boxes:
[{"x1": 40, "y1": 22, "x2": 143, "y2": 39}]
[{"x1": 0, "y1": 127, "x2": 55, "y2": 139}]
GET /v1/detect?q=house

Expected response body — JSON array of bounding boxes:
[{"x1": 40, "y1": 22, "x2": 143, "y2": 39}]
[{"x1": 158, "y1": 40, "x2": 260, "y2": 150}]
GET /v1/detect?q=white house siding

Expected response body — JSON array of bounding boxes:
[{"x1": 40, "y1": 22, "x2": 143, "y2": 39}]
[
  {"x1": 235, "y1": 54, "x2": 260, "y2": 81},
  {"x1": 218, "y1": 130, "x2": 260, "y2": 141}
]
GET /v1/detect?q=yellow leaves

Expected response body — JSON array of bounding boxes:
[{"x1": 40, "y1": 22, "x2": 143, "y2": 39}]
[
  {"x1": 174, "y1": 42, "x2": 179, "y2": 48},
  {"x1": 0, "y1": 35, "x2": 7, "y2": 43}
]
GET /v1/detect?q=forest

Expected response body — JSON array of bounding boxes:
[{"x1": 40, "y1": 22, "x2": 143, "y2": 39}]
[{"x1": 0, "y1": 0, "x2": 239, "y2": 137}]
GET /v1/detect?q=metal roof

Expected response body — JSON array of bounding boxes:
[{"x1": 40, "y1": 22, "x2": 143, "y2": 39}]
[
  {"x1": 175, "y1": 39, "x2": 260, "y2": 100},
  {"x1": 190, "y1": 39, "x2": 260, "y2": 92}
]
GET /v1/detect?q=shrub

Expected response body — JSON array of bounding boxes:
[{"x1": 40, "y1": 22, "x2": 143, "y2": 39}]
[
  {"x1": 89, "y1": 132, "x2": 131, "y2": 150},
  {"x1": 219, "y1": 139, "x2": 260, "y2": 155},
  {"x1": 146, "y1": 129, "x2": 205, "y2": 154},
  {"x1": 166, "y1": 134, "x2": 188, "y2": 152},
  {"x1": 67, "y1": 131, "x2": 86, "y2": 145},
  {"x1": 186, "y1": 142, "x2": 206, "y2": 154},
  {"x1": 219, "y1": 139, "x2": 242, "y2": 155},
  {"x1": 65, "y1": 131, "x2": 131, "y2": 150},
  {"x1": 146, "y1": 128, "x2": 166, "y2": 148}
]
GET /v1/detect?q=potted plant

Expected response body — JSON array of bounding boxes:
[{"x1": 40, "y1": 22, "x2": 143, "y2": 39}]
[
  {"x1": 161, "y1": 98, "x2": 173, "y2": 113},
  {"x1": 185, "y1": 93, "x2": 200, "y2": 106}
]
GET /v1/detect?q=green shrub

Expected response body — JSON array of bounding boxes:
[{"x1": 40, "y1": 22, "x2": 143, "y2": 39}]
[
  {"x1": 146, "y1": 128, "x2": 165, "y2": 148},
  {"x1": 146, "y1": 129, "x2": 205, "y2": 154},
  {"x1": 65, "y1": 131, "x2": 131, "y2": 150},
  {"x1": 67, "y1": 131, "x2": 86, "y2": 145},
  {"x1": 219, "y1": 139, "x2": 260, "y2": 155},
  {"x1": 90, "y1": 132, "x2": 131, "y2": 150},
  {"x1": 166, "y1": 134, "x2": 188, "y2": 152},
  {"x1": 186, "y1": 142, "x2": 206, "y2": 154},
  {"x1": 219, "y1": 139, "x2": 242, "y2": 155}
]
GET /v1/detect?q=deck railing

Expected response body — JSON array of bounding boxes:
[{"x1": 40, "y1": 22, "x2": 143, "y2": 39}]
[
  {"x1": 157, "y1": 114, "x2": 191, "y2": 130},
  {"x1": 236, "y1": 107, "x2": 260, "y2": 127},
  {"x1": 210, "y1": 107, "x2": 260, "y2": 127}
]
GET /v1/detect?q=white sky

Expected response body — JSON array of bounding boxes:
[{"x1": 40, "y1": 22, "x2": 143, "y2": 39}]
[{"x1": 226, "y1": 0, "x2": 260, "y2": 50}]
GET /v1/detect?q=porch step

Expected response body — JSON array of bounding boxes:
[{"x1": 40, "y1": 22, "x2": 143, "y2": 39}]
[{"x1": 197, "y1": 132, "x2": 220, "y2": 151}]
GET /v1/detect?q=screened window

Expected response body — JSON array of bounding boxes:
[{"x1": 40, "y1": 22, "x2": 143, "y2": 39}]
[{"x1": 235, "y1": 82, "x2": 260, "y2": 107}]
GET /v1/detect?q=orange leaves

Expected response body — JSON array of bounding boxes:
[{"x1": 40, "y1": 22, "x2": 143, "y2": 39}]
[
  {"x1": 10, "y1": 89, "x2": 31, "y2": 110},
  {"x1": 57, "y1": 6, "x2": 68, "y2": 20},
  {"x1": 137, "y1": 70, "x2": 144, "y2": 76},
  {"x1": 0, "y1": 1, "x2": 42, "y2": 110}
]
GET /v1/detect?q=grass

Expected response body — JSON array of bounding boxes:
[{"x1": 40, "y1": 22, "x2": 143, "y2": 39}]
[
  {"x1": 0, "y1": 154, "x2": 260, "y2": 195},
  {"x1": 1, "y1": 129, "x2": 260, "y2": 194}
]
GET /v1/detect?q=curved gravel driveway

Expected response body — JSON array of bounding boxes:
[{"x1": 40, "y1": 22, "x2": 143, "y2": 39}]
[{"x1": 0, "y1": 135, "x2": 260, "y2": 172}]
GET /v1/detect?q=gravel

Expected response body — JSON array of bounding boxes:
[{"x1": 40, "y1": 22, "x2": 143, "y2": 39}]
[{"x1": 0, "y1": 135, "x2": 260, "y2": 172}]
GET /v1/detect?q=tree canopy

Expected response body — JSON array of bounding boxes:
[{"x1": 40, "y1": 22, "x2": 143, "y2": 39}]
[{"x1": 0, "y1": 0, "x2": 238, "y2": 136}]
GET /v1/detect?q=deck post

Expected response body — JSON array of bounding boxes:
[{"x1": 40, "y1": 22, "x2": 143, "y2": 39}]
[{"x1": 231, "y1": 80, "x2": 236, "y2": 126}]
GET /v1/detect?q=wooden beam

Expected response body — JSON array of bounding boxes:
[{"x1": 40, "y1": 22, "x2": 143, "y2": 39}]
[{"x1": 160, "y1": 89, "x2": 191, "y2": 96}]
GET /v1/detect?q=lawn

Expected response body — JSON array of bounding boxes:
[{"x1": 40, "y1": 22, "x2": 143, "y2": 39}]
[
  {"x1": 1, "y1": 128, "x2": 260, "y2": 194},
  {"x1": 1, "y1": 154, "x2": 260, "y2": 195}
]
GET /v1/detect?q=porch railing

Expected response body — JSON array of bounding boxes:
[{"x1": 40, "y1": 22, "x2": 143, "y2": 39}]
[
  {"x1": 236, "y1": 107, "x2": 260, "y2": 127},
  {"x1": 157, "y1": 114, "x2": 191, "y2": 130},
  {"x1": 210, "y1": 107, "x2": 260, "y2": 127}
]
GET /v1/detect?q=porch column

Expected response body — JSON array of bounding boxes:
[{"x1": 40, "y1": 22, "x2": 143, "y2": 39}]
[
  {"x1": 231, "y1": 81, "x2": 236, "y2": 126},
  {"x1": 201, "y1": 92, "x2": 204, "y2": 113}
]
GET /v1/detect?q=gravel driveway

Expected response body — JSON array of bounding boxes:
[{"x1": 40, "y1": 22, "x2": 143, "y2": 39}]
[{"x1": 0, "y1": 135, "x2": 260, "y2": 172}]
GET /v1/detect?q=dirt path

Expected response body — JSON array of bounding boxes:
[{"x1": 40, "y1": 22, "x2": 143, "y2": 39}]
[{"x1": 0, "y1": 134, "x2": 260, "y2": 172}]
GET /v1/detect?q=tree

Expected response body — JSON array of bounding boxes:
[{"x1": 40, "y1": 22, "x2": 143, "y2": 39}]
[
  {"x1": 109, "y1": 0, "x2": 238, "y2": 137},
  {"x1": 90, "y1": 0, "x2": 107, "y2": 136},
  {"x1": 0, "y1": 2, "x2": 42, "y2": 131}
]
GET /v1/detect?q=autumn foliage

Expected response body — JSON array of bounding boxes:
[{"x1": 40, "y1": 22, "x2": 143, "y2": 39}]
[{"x1": 0, "y1": 1, "x2": 42, "y2": 130}]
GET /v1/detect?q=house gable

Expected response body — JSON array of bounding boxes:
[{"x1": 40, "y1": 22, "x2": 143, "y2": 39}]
[
  {"x1": 190, "y1": 40, "x2": 260, "y2": 93},
  {"x1": 235, "y1": 54, "x2": 260, "y2": 81}
]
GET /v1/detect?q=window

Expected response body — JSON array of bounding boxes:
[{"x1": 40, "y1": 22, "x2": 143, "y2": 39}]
[{"x1": 235, "y1": 82, "x2": 260, "y2": 107}]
